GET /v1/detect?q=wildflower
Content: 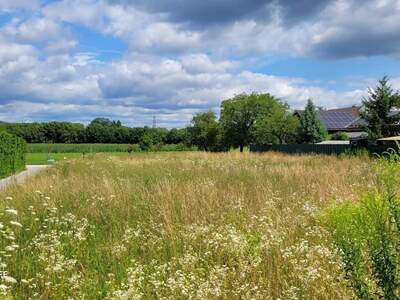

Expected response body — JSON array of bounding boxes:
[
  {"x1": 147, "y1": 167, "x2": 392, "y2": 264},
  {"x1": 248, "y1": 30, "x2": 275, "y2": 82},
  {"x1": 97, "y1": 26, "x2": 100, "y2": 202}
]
[
  {"x1": 9, "y1": 221, "x2": 22, "y2": 228},
  {"x1": 4, "y1": 209, "x2": 17, "y2": 216},
  {"x1": 21, "y1": 279, "x2": 29, "y2": 284},
  {"x1": 0, "y1": 284, "x2": 7, "y2": 291},
  {"x1": 2, "y1": 276, "x2": 17, "y2": 284},
  {"x1": 5, "y1": 196, "x2": 12, "y2": 201}
]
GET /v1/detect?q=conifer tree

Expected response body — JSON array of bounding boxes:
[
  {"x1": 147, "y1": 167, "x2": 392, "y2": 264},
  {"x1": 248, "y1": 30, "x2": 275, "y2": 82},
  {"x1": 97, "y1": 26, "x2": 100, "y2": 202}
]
[
  {"x1": 299, "y1": 99, "x2": 327, "y2": 143},
  {"x1": 361, "y1": 76, "x2": 400, "y2": 139}
]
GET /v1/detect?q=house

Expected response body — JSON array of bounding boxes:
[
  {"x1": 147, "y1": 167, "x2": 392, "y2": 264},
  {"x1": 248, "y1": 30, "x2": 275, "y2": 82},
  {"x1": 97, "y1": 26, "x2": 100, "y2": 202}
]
[{"x1": 295, "y1": 105, "x2": 367, "y2": 138}]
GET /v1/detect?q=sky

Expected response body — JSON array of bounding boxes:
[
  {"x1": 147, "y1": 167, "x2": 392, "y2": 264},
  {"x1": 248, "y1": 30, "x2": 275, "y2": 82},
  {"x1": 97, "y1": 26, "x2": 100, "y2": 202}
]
[{"x1": 1, "y1": 0, "x2": 400, "y2": 127}]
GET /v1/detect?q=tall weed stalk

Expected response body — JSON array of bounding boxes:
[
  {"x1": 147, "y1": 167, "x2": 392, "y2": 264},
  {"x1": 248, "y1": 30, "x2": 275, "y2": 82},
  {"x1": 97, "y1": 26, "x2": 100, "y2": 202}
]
[{"x1": 323, "y1": 150, "x2": 400, "y2": 299}]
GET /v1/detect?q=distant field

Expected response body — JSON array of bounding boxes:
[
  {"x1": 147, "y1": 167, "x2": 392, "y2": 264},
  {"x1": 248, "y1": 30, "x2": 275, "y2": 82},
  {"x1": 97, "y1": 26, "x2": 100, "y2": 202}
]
[
  {"x1": 0, "y1": 152, "x2": 381, "y2": 299},
  {"x1": 27, "y1": 143, "x2": 132, "y2": 153},
  {"x1": 27, "y1": 143, "x2": 195, "y2": 153},
  {"x1": 26, "y1": 153, "x2": 86, "y2": 165}
]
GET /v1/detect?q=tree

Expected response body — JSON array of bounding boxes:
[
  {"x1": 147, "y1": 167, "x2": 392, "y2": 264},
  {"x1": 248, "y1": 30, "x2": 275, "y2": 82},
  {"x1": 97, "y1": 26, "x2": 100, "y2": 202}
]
[
  {"x1": 331, "y1": 131, "x2": 349, "y2": 141},
  {"x1": 253, "y1": 102, "x2": 299, "y2": 145},
  {"x1": 361, "y1": 76, "x2": 400, "y2": 140},
  {"x1": 189, "y1": 111, "x2": 224, "y2": 151},
  {"x1": 139, "y1": 128, "x2": 166, "y2": 151},
  {"x1": 299, "y1": 99, "x2": 327, "y2": 143},
  {"x1": 220, "y1": 93, "x2": 277, "y2": 152}
]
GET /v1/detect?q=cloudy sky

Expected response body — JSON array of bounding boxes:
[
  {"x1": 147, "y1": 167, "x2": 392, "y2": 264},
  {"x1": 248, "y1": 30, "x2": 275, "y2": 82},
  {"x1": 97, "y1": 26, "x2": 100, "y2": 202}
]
[{"x1": 1, "y1": 0, "x2": 400, "y2": 127}]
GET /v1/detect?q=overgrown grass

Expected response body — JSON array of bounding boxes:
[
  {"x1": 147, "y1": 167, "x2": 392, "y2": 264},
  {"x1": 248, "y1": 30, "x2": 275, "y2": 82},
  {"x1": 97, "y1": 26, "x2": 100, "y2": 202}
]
[
  {"x1": 0, "y1": 152, "x2": 375, "y2": 298},
  {"x1": 323, "y1": 150, "x2": 400, "y2": 299}
]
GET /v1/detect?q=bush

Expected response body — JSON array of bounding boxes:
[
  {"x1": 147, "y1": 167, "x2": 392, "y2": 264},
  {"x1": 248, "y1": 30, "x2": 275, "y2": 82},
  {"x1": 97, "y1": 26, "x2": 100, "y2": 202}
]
[
  {"x1": 322, "y1": 151, "x2": 400, "y2": 299},
  {"x1": 0, "y1": 132, "x2": 26, "y2": 178},
  {"x1": 331, "y1": 131, "x2": 349, "y2": 141}
]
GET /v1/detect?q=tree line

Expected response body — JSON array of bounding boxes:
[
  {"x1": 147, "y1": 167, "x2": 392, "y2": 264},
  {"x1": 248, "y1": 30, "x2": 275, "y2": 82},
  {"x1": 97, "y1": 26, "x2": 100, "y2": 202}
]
[
  {"x1": 0, "y1": 118, "x2": 190, "y2": 151},
  {"x1": 0, "y1": 94, "x2": 327, "y2": 152},
  {"x1": 1, "y1": 77, "x2": 398, "y2": 151}
]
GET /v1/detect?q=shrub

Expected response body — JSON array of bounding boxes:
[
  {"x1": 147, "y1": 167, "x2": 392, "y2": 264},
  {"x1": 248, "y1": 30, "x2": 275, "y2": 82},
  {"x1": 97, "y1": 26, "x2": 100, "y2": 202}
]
[
  {"x1": 331, "y1": 131, "x2": 349, "y2": 141},
  {"x1": 322, "y1": 151, "x2": 400, "y2": 299},
  {"x1": 0, "y1": 132, "x2": 26, "y2": 178}
]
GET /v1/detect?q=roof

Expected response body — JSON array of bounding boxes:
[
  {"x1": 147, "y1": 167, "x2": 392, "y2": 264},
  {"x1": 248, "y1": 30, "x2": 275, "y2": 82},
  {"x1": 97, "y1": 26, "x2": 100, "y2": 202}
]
[
  {"x1": 325, "y1": 106, "x2": 361, "y2": 117},
  {"x1": 319, "y1": 111, "x2": 359, "y2": 130},
  {"x1": 294, "y1": 106, "x2": 364, "y2": 131}
]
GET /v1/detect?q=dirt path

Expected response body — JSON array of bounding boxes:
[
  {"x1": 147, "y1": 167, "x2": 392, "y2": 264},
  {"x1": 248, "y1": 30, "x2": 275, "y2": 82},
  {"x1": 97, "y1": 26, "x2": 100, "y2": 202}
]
[{"x1": 0, "y1": 165, "x2": 50, "y2": 190}]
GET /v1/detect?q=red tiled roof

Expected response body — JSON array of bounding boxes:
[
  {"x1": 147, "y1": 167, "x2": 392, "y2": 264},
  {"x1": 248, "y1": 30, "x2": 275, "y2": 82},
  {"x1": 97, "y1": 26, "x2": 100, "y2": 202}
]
[{"x1": 326, "y1": 106, "x2": 361, "y2": 117}]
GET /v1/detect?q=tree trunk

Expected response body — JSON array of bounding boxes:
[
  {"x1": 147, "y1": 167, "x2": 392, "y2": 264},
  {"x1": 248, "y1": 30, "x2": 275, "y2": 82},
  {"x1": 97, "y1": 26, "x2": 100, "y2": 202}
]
[{"x1": 240, "y1": 145, "x2": 244, "y2": 152}]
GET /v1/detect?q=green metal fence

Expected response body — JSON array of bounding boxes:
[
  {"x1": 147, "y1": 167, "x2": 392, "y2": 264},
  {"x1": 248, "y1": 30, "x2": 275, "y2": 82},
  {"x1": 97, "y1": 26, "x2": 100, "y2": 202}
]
[{"x1": 250, "y1": 144, "x2": 391, "y2": 156}]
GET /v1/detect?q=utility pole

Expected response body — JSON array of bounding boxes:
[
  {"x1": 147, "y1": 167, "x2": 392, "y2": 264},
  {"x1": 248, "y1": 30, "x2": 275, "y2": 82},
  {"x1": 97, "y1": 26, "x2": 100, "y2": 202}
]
[{"x1": 152, "y1": 116, "x2": 157, "y2": 128}]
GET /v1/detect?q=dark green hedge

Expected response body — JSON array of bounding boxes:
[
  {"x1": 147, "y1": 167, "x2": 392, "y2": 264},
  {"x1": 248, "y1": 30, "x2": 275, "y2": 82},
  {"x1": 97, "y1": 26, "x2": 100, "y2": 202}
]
[{"x1": 0, "y1": 132, "x2": 26, "y2": 179}]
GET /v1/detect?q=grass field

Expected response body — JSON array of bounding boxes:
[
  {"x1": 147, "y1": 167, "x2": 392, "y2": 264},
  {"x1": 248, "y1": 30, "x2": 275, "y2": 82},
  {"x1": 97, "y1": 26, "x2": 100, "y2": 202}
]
[
  {"x1": 26, "y1": 153, "x2": 84, "y2": 165},
  {"x1": 27, "y1": 143, "x2": 196, "y2": 154},
  {"x1": 0, "y1": 152, "x2": 396, "y2": 299}
]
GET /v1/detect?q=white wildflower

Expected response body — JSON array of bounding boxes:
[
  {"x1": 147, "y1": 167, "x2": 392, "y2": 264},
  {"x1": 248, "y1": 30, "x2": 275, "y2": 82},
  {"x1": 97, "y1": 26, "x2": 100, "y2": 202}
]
[
  {"x1": 5, "y1": 196, "x2": 12, "y2": 201},
  {"x1": 2, "y1": 276, "x2": 17, "y2": 284},
  {"x1": 4, "y1": 209, "x2": 18, "y2": 216},
  {"x1": 9, "y1": 221, "x2": 22, "y2": 228}
]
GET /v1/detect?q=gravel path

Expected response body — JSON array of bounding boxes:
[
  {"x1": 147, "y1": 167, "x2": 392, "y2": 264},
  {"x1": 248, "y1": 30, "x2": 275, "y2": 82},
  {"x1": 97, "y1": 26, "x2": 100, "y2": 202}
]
[{"x1": 0, "y1": 165, "x2": 50, "y2": 190}]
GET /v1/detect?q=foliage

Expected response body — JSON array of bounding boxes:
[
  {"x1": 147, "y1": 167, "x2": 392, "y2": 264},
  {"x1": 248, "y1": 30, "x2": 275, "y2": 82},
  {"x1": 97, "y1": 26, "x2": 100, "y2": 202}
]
[
  {"x1": 139, "y1": 128, "x2": 168, "y2": 151},
  {"x1": 0, "y1": 152, "x2": 371, "y2": 299},
  {"x1": 2, "y1": 119, "x2": 181, "y2": 146},
  {"x1": 43, "y1": 122, "x2": 85, "y2": 143},
  {"x1": 361, "y1": 76, "x2": 400, "y2": 140},
  {"x1": 220, "y1": 93, "x2": 279, "y2": 152},
  {"x1": 299, "y1": 99, "x2": 328, "y2": 143},
  {"x1": 323, "y1": 150, "x2": 400, "y2": 299},
  {"x1": 165, "y1": 128, "x2": 190, "y2": 145},
  {"x1": 188, "y1": 111, "x2": 226, "y2": 151},
  {"x1": 0, "y1": 131, "x2": 26, "y2": 178},
  {"x1": 253, "y1": 101, "x2": 299, "y2": 145},
  {"x1": 331, "y1": 131, "x2": 349, "y2": 141}
]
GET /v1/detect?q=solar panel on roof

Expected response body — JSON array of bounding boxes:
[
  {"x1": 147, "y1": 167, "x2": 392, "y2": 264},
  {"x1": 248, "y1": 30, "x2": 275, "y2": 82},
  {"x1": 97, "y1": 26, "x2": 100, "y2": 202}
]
[{"x1": 319, "y1": 111, "x2": 358, "y2": 130}]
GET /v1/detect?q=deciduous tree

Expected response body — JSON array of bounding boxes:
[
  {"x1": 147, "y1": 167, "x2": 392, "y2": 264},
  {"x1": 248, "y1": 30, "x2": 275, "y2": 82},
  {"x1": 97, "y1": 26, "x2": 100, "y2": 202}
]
[{"x1": 220, "y1": 93, "x2": 278, "y2": 152}]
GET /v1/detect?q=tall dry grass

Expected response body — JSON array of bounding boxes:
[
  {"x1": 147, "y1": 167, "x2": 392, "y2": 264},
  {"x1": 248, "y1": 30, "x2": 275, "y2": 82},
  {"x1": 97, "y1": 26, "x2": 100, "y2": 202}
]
[{"x1": 0, "y1": 152, "x2": 374, "y2": 299}]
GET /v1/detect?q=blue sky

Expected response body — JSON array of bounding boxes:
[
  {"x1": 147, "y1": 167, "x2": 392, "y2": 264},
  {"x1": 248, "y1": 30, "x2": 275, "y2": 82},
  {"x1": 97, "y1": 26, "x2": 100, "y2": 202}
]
[{"x1": 1, "y1": 0, "x2": 400, "y2": 127}]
